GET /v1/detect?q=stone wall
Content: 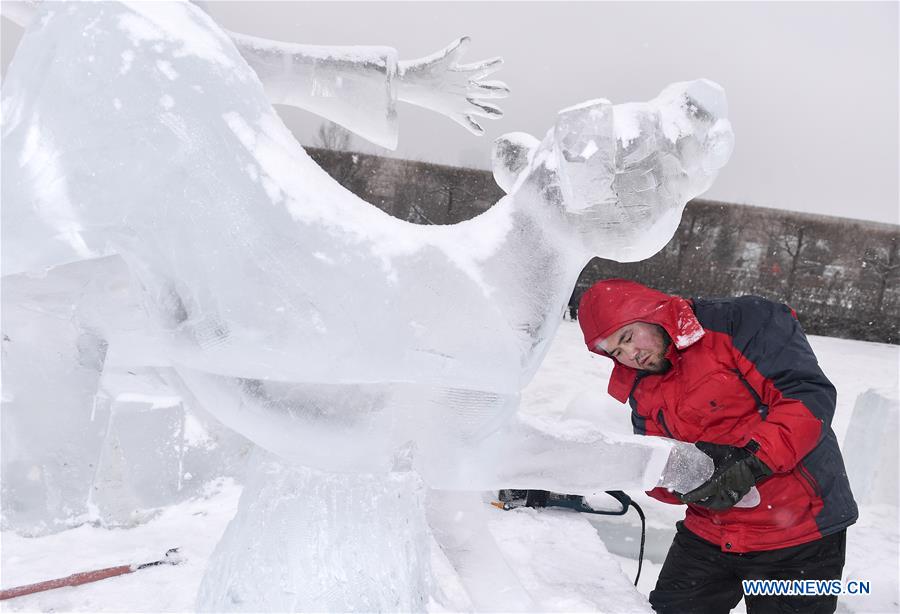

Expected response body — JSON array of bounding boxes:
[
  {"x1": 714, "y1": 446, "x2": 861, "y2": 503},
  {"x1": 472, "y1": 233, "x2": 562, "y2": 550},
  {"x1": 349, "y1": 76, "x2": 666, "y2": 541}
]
[{"x1": 307, "y1": 147, "x2": 900, "y2": 344}]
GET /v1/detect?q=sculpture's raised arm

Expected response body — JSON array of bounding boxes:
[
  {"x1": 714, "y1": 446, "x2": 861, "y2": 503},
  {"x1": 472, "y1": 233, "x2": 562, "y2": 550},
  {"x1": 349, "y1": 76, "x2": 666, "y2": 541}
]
[
  {"x1": 223, "y1": 32, "x2": 508, "y2": 148},
  {"x1": 225, "y1": 31, "x2": 403, "y2": 148}
]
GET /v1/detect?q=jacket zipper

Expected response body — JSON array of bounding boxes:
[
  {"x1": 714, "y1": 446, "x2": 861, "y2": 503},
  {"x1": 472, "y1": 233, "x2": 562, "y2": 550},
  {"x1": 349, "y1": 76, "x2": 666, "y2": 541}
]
[
  {"x1": 797, "y1": 463, "x2": 823, "y2": 498},
  {"x1": 731, "y1": 369, "x2": 769, "y2": 419},
  {"x1": 657, "y1": 409, "x2": 675, "y2": 438}
]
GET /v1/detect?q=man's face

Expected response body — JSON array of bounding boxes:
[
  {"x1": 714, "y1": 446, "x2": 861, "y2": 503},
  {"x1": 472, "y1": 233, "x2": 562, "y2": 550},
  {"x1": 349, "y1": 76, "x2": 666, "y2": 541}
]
[{"x1": 597, "y1": 321, "x2": 670, "y2": 373}]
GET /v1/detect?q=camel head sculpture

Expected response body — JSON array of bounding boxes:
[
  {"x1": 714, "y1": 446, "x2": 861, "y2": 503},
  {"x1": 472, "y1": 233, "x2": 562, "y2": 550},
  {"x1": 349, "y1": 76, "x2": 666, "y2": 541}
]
[{"x1": 493, "y1": 80, "x2": 733, "y2": 264}]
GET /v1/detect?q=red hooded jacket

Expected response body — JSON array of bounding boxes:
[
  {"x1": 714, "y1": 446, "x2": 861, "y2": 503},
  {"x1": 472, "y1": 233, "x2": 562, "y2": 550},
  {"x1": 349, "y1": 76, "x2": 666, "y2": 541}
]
[{"x1": 579, "y1": 279, "x2": 857, "y2": 552}]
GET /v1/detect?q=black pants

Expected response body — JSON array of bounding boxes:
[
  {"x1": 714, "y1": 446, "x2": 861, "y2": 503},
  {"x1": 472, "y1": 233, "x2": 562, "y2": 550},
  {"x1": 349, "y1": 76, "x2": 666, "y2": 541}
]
[{"x1": 650, "y1": 522, "x2": 846, "y2": 614}]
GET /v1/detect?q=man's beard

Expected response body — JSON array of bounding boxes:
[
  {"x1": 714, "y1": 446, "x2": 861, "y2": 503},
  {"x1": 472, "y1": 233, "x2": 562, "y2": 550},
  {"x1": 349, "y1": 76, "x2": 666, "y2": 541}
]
[
  {"x1": 644, "y1": 326, "x2": 673, "y2": 374},
  {"x1": 644, "y1": 357, "x2": 672, "y2": 374}
]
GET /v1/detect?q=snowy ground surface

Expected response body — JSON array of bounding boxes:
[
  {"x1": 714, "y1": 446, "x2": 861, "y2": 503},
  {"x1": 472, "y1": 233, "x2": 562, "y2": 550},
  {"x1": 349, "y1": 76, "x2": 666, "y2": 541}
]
[{"x1": 2, "y1": 321, "x2": 898, "y2": 613}]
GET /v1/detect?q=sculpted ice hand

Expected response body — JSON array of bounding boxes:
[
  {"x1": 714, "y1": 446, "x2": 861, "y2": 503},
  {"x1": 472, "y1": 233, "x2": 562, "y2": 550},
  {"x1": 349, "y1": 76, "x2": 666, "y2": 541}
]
[{"x1": 398, "y1": 36, "x2": 509, "y2": 135}]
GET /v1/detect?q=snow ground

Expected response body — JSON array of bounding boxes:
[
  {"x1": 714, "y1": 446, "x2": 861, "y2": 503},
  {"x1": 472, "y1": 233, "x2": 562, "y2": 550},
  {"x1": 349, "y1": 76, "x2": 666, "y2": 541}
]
[
  {"x1": 2, "y1": 321, "x2": 898, "y2": 613},
  {"x1": 1, "y1": 478, "x2": 242, "y2": 612}
]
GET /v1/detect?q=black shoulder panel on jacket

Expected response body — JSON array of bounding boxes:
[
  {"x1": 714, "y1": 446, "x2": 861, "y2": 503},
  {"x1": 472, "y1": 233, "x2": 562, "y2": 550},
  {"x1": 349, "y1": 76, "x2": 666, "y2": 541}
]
[
  {"x1": 628, "y1": 395, "x2": 647, "y2": 436},
  {"x1": 628, "y1": 372, "x2": 648, "y2": 436},
  {"x1": 692, "y1": 296, "x2": 836, "y2": 428}
]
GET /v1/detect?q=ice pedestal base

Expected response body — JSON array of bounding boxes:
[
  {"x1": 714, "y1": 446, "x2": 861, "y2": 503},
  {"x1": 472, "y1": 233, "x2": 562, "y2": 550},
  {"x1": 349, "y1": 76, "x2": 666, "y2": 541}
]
[{"x1": 196, "y1": 448, "x2": 431, "y2": 612}]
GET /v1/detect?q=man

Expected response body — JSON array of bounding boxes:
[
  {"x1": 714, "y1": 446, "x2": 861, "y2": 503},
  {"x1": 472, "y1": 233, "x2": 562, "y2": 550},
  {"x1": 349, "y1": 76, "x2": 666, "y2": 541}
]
[{"x1": 578, "y1": 278, "x2": 857, "y2": 614}]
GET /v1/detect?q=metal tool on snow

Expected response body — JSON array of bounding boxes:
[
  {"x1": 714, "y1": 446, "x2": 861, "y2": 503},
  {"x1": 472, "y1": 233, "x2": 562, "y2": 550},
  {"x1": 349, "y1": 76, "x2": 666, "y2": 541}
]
[{"x1": 0, "y1": 547, "x2": 182, "y2": 601}]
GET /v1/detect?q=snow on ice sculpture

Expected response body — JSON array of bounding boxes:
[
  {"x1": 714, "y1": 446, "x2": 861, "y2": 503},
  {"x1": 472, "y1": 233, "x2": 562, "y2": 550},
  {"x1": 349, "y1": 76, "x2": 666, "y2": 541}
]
[{"x1": 1, "y1": 1, "x2": 733, "y2": 610}]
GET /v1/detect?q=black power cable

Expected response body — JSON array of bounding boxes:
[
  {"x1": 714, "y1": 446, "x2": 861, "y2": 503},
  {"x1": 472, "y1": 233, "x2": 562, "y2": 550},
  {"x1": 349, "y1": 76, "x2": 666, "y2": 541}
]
[
  {"x1": 497, "y1": 489, "x2": 647, "y2": 587},
  {"x1": 629, "y1": 499, "x2": 646, "y2": 587},
  {"x1": 585, "y1": 491, "x2": 645, "y2": 587}
]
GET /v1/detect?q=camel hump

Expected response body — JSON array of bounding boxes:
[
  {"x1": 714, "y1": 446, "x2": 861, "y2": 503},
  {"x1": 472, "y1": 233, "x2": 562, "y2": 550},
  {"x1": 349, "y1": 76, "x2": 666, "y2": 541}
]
[{"x1": 491, "y1": 132, "x2": 539, "y2": 194}]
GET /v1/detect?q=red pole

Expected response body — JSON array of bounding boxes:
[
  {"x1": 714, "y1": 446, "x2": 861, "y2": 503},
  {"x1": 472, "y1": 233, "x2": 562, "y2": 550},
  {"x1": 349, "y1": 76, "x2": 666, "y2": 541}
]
[
  {"x1": 1, "y1": 548, "x2": 180, "y2": 601},
  {"x1": 1, "y1": 565, "x2": 134, "y2": 600}
]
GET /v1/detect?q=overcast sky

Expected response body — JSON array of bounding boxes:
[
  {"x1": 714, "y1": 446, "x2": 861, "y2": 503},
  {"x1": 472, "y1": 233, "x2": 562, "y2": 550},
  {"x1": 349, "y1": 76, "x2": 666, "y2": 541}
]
[{"x1": 2, "y1": 2, "x2": 898, "y2": 224}]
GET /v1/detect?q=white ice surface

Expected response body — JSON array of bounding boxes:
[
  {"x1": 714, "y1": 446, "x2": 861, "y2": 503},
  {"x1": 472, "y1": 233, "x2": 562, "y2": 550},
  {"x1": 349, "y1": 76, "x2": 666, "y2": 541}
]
[{"x1": 2, "y1": 323, "x2": 897, "y2": 613}]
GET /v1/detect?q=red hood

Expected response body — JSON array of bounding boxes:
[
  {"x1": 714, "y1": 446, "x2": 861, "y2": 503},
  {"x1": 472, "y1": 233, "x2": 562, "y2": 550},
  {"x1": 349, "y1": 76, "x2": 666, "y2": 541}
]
[{"x1": 578, "y1": 279, "x2": 705, "y2": 402}]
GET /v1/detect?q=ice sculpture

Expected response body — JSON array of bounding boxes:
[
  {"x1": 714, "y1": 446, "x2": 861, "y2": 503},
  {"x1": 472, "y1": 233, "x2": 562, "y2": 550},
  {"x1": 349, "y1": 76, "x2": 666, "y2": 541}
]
[
  {"x1": 2, "y1": 0, "x2": 732, "y2": 477},
  {"x1": 1, "y1": 0, "x2": 733, "y2": 609}
]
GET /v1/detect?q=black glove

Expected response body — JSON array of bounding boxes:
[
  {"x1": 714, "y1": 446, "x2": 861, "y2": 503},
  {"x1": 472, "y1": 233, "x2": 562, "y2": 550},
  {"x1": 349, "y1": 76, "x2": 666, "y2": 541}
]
[{"x1": 678, "y1": 440, "x2": 773, "y2": 510}]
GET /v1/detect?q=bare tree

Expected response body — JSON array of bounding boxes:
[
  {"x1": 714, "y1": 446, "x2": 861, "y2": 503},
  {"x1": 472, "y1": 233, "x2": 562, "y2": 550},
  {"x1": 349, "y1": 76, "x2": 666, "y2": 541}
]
[
  {"x1": 425, "y1": 183, "x2": 478, "y2": 223},
  {"x1": 863, "y1": 235, "x2": 900, "y2": 312},
  {"x1": 780, "y1": 223, "x2": 823, "y2": 304},
  {"x1": 674, "y1": 210, "x2": 699, "y2": 287},
  {"x1": 315, "y1": 121, "x2": 353, "y2": 151},
  {"x1": 313, "y1": 121, "x2": 364, "y2": 189},
  {"x1": 711, "y1": 224, "x2": 740, "y2": 292}
]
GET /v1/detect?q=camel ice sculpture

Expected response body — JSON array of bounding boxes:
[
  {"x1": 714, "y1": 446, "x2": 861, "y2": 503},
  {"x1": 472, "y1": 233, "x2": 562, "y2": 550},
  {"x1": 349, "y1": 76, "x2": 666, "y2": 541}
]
[{"x1": 2, "y1": 1, "x2": 733, "y2": 610}]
